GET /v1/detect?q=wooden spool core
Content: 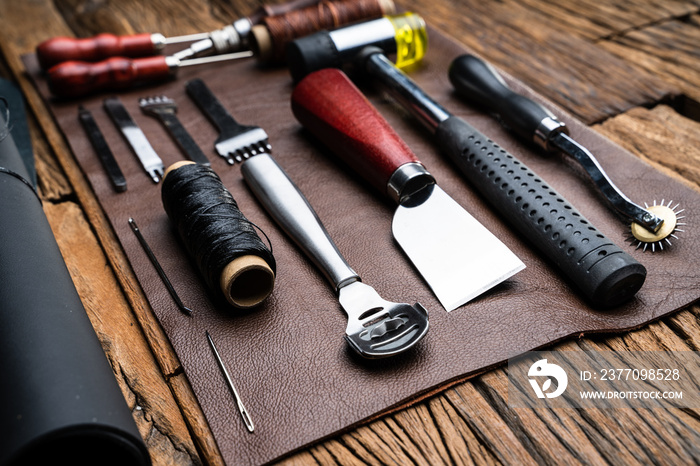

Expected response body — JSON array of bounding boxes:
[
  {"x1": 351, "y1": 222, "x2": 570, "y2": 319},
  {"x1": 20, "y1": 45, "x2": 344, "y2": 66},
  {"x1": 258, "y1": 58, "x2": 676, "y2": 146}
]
[{"x1": 220, "y1": 255, "x2": 275, "y2": 308}]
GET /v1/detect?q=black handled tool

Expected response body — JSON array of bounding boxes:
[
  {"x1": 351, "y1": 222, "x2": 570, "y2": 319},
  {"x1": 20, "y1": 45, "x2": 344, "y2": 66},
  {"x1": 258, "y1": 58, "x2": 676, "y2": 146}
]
[
  {"x1": 448, "y1": 54, "x2": 684, "y2": 252},
  {"x1": 78, "y1": 106, "x2": 127, "y2": 192},
  {"x1": 289, "y1": 46, "x2": 646, "y2": 308}
]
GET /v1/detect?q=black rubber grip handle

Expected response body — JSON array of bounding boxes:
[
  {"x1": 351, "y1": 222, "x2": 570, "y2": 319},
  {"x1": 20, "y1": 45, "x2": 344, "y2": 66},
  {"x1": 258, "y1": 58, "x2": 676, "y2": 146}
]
[
  {"x1": 448, "y1": 54, "x2": 557, "y2": 144},
  {"x1": 435, "y1": 116, "x2": 646, "y2": 308}
]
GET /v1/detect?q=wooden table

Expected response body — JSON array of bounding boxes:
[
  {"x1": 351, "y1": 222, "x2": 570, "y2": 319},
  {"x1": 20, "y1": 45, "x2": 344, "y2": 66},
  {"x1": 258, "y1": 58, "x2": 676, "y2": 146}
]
[{"x1": 1, "y1": 0, "x2": 699, "y2": 464}]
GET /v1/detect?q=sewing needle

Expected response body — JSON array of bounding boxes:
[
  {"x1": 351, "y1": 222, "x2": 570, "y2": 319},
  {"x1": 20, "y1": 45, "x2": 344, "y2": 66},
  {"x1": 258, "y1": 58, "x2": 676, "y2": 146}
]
[
  {"x1": 128, "y1": 217, "x2": 193, "y2": 316},
  {"x1": 206, "y1": 331, "x2": 255, "y2": 433}
]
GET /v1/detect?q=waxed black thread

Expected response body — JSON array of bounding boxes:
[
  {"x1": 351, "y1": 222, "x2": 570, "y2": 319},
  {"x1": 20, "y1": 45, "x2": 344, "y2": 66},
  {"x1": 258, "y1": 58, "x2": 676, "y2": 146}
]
[{"x1": 161, "y1": 164, "x2": 276, "y2": 299}]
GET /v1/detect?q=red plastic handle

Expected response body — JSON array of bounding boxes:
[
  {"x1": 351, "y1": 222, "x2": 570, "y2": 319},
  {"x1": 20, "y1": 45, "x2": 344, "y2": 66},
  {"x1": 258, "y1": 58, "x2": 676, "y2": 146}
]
[
  {"x1": 291, "y1": 68, "x2": 420, "y2": 195},
  {"x1": 36, "y1": 33, "x2": 157, "y2": 70},
  {"x1": 47, "y1": 56, "x2": 172, "y2": 98}
]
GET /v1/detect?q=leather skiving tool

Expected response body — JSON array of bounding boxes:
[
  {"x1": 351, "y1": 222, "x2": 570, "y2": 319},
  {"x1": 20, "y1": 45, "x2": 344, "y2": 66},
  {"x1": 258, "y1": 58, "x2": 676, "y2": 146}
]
[{"x1": 291, "y1": 68, "x2": 526, "y2": 312}]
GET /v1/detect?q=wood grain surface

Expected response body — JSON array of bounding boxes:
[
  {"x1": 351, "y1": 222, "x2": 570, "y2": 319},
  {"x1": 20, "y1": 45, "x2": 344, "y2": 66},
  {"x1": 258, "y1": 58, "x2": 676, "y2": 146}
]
[{"x1": 1, "y1": 1, "x2": 699, "y2": 464}]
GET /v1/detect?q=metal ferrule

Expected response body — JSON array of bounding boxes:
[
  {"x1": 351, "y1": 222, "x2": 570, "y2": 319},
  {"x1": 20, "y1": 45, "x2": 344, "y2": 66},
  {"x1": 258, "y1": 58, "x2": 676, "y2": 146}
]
[
  {"x1": 365, "y1": 52, "x2": 451, "y2": 134},
  {"x1": 329, "y1": 17, "x2": 397, "y2": 60},
  {"x1": 387, "y1": 162, "x2": 436, "y2": 204},
  {"x1": 150, "y1": 33, "x2": 166, "y2": 51},
  {"x1": 165, "y1": 56, "x2": 181, "y2": 72},
  {"x1": 209, "y1": 25, "x2": 242, "y2": 54},
  {"x1": 534, "y1": 116, "x2": 568, "y2": 151},
  {"x1": 233, "y1": 18, "x2": 253, "y2": 47}
]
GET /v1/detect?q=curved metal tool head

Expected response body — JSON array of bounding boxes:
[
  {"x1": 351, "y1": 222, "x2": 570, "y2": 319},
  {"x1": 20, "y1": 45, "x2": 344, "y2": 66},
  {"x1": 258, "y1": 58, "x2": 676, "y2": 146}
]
[{"x1": 339, "y1": 281, "x2": 429, "y2": 359}]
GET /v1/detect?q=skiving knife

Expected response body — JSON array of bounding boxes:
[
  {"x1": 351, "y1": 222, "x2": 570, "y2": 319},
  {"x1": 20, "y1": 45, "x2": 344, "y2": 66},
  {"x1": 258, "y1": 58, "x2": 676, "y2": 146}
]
[
  {"x1": 291, "y1": 68, "x2": 525, "y2": 311},
  {"x1": 104, "y1": 97, "x2": 165, "y2": 183}
]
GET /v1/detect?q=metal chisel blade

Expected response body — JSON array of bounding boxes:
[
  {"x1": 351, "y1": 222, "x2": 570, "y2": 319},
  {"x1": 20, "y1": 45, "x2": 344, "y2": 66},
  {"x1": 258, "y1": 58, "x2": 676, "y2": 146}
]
[
  {"x1": 104, "y1": 97, "x2": 165, "y2": 183},
  {"x1": 392, "y1": 184, "x2": 525, "y2": 311}
]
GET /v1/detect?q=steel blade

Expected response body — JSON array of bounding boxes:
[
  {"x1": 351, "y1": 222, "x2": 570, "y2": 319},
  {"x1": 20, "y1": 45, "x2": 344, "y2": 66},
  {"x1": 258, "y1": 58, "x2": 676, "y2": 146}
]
[
  {"x1": 104, "y1": 97, "x2": 165, "y2": 183},
  {"x1": 392, "y1": 184, "x2": 525, "y2": 311}
]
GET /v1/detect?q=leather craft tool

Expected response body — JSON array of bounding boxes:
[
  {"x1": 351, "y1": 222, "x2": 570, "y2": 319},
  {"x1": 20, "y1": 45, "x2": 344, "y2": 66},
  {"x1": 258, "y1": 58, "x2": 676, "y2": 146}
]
[
  {"x1": 287, "y1": 12, "x2": 425, "y2": 82},
  {"x1": 128, "y1": 217, "x2": 193, "y2": 316},
  {"x1": 139, "y1": 95, "x2": 210, "y2": 166},
  {"x1": 348, "y1": 49, "x2": 646, "y2": 308},
  {"x1": 206, "y1": 331, "x2": 254, "y2": 432},
  {"x1": 47, "y1": 50, "x2": 253, "y2": 98},
  {"x1": 104, "y1": 96, "x2": 165, "y2": 183},
  {"x1": 161, "y1": 162, "x2": 276, "y2": 309},
  {"x1": 185, "y1": 78, "x2": 271, "y2": 165},
  {"x1": 78, "y1": 105, "x2": 127, "y2": 192},
  {"x1": 36, "y1": 0, "x2": 392, "y2": 69},
  {"x1": 291, "y1": 68, "x2": 526, "y2": 311},
  {"x1": 241, "y1": 151, "x2": 430, "y2": 358},
  {"x1": 448, "y1": 54, "x2": 686, "y2": 252}
]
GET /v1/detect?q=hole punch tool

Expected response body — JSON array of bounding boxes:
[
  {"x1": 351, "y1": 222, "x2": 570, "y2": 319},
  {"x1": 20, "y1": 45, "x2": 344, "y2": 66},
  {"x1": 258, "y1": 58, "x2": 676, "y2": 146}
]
[
  {"x1": 448, "y1": 54, "x2": 686, "y2": 252},
  {"x1": 185, "y1": 78, "x2": 271, "y2": 165},
  {"x1": 241, "y1": 152, "x2": 430, "y2": 358}
]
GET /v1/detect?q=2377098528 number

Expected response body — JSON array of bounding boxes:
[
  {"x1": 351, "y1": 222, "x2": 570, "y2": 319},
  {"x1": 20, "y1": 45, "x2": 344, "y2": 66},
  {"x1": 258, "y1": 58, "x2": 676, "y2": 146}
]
[{"x1": 597, "y1": 368, "x2": 681, "y2": 381}]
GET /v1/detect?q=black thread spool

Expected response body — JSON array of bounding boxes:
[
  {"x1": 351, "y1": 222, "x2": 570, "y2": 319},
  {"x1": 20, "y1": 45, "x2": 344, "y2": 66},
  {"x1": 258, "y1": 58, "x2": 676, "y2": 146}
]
[{"x1": 161, "y1": 161, "x2": 276, "y2": 309}]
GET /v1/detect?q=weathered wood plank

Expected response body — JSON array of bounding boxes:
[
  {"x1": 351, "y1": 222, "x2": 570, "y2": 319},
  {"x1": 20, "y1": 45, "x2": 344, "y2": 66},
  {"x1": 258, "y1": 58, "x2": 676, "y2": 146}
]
[
  {"x1": 400, "y1": 0, "x2": 676, "y2": 124},
  {"x1": 54, "y1": 0, "x2": 224, "y2": 37},
  {"x1": 515, "y1": 0, "x2": 700, "y2": 41},
  {"x1": 599, "y1": 14, "x2": 700, "y2": 106},
  {"x1": 43, "y1": 200, "x2": 201, "y2": 465},
  {"x1": 595, "y1": 104, "x2": 700, "y2": 187}
]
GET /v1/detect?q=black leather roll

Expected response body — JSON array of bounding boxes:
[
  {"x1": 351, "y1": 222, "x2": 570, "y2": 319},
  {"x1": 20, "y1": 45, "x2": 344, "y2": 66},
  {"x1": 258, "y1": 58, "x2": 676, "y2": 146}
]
[{"x1": 0, "y1": 107, "x2": 150, "y2": 465}]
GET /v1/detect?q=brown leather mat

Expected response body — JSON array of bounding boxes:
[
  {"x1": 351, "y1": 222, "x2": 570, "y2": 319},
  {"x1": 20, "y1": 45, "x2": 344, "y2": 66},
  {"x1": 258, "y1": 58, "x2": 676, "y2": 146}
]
[{"x1": 24, "y1": 28, "x2": 700, "y2": 465}]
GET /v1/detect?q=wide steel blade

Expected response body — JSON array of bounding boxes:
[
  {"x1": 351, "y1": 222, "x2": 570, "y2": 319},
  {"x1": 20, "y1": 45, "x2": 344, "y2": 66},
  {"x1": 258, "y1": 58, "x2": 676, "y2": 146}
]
[{"x1": 392, "y1": 184, "x2": 525, "y2": 311}]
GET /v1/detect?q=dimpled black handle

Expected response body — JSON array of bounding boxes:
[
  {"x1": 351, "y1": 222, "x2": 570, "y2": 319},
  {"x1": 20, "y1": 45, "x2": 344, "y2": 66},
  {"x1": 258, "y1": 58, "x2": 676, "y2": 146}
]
[
  {"x1": 435, "y1": 116, "x2": 646, "y2": 308},
  {"x1": 449, "y1": 54, "x2": 555, "y2": 143}
]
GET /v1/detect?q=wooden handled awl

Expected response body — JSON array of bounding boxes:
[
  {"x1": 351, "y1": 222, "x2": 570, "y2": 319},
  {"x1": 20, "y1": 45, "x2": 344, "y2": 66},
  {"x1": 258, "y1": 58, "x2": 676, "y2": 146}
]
[{"x1": 291, "y1": 68, "x2": 525, "y2": 311}]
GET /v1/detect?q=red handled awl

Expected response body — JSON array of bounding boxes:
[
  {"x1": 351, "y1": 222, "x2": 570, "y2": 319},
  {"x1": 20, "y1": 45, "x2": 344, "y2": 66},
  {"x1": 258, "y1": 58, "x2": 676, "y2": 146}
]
[
  {"x1": 46, "y1": 52, "x2": 252, "y2": 99},
  {"x1": 36, "y1": 0, "x2": 394, "y2": 70},
  {"x1": 35, "y1": 0, "x2": 325, "y2": 69},
  {"x1": 291, "y1": 68, "x2": 525, "y2": 312},
  {"x1": 448, "y1": 54, "x2": 685, "y2": 252},
  {"x1": 36, "y1": 32, "x2": 209, "y2": 70}
]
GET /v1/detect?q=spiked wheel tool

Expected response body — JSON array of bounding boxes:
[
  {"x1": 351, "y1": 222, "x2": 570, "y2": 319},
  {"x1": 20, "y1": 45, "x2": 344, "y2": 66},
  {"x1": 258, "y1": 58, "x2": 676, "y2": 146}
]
[
  {"x1": 629, "y1": 200, "x2": 685, "y2": 252},
  {"x1": 448, "y1": 54, "x2": 684, "y2": 252}
]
